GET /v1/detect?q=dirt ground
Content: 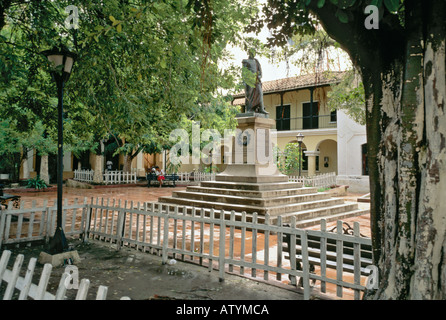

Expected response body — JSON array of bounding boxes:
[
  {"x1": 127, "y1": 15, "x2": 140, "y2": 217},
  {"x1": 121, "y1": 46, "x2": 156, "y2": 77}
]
[{"x1": 2, "y1": 238, "x2": 310, "y2": 302}]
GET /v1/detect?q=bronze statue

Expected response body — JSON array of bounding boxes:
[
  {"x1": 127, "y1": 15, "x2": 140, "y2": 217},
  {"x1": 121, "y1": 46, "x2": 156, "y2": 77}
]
[{"x1": 242, "y1": 51, "x2": 268, "y2": 115}]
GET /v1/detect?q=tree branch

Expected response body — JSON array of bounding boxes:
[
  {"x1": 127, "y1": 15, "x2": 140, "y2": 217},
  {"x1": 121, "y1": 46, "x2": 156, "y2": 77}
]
[{"x1": 306, "y1": 1, "x2": 405, "y2": 72}]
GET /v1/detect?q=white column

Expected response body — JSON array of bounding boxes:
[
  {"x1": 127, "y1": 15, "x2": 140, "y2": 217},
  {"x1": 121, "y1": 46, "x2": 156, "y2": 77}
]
[{"x1": 304, "y1": 150, "x2": 320, "y2": 177}]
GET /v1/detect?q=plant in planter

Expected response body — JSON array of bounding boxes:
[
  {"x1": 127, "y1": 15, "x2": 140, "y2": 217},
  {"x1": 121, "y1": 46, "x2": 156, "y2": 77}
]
[{"x1": 26, "y1": 176, "x2": 48, "y2": 190}]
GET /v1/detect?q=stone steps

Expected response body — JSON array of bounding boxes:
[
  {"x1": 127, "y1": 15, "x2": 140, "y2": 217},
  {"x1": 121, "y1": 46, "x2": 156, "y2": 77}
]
[
  {"x1": 156, "y1": 174, "x2": 369, "y2": 228},
  {"x1": 158, "y1": 196, "x2": 267, "y2": 214},
  {"x1": 293, "y1": 208, "x2": 370, "y2": 229},
  {"x1": 154, "y1": 202, "x2": 369, "y2": 229},
  {"x1": 268, "y1": 202, "x2": 360, "y2": 224},
  {"x1": 264, "y1": 198, "x2": 346, "y2": 216},
  {"x1": 199, "y1": 181, "x2": 303, "y2": 191},
  {"x1": 158, "y1": 194, "x2": 346, "y2": 216},
  {"x1": 185, "y1": 186, "x2": 318, "y2": 198},
  {"x1": 170, "y1": 190, "x2": 331, "y2": 207}
]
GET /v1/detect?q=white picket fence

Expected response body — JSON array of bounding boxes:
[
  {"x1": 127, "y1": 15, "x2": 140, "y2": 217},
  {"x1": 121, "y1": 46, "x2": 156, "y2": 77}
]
[
  {"x1": 0, "y1": 199, "x2": 88, "y2": 248},
  {"x1": 288, "y1": 172, "x2": 337, "y2": 189},
  {"x1": 73, "y1": 169, "x2": 94, "y2": 183},
  {"x1": 102, "y1": 170, "x2": 137, "y2": 184},
  {"x1": 0, "y1": 250, "x2": 130, "y2": 300},
  {"x1": 176, "y1": 171, "x2": 216, "y2": 183},
  {"x1": 0, "y1": 197, "x2": 373, "y2": 300},
  {"x1": 73, "y1": 169, "x2": 137, "y2": 184}
]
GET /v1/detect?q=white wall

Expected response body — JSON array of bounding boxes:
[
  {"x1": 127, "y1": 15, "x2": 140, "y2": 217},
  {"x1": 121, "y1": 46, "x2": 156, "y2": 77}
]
[{"x1": 336, "y1": 110, "x2": 369, "y2": 193}]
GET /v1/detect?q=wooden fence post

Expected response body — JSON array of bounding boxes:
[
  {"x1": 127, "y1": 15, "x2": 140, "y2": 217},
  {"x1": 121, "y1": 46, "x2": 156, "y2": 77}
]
[
  {"x1": 276, "y1": 215, "x2": 283, "y2": 281},
  {"x1": 336, "y1": 220, "x2": 344, "y2": 298},
  {"x1": 353, "y1": 221, "x2": 361, "y2": 300},
  {"x1": 96, "y1": 285, "x2": 108, "y2": 300},
  {"x1": 0, "y1": 208, "x2": 7, "y2": 249},
  {"x1": 162, "y1": 210, "x2": 170, "y2": 265},
  {"x1": 300, "y1": 229, "x2": 311, "y2": 300},
  {"x1": 44, "y1": 207, "x2": 52, "y2": 244},
  {"x1": 82, "y1": 199, "x2": 92, "y2": 242},
  {"x1": 18, "y1": 257, "x2": 37, "y2": 300},
  {"x1": 289, "y1": 216, "x2": 297, "y2": 286},
  {"x1": 75, "y1": 279, "x2": 90, "y2": 300},
  {"x1": 251, "y1": 212, "x2": 257, "y2": 278},
  {"x1": 264, "y1": 213, "x2": 270, "y2": 281},
  {"x1": 3, "y1": 254, "x2": 24, "y2": 300},
  {"x1": 208, "y1": 208, "x2": 215, "y2": 272},
  {"x1": 320, "y1": 219, "x2": 327, "y2": 294},
  {"x1": 117, "y1": 207, "x2": 125, "y2": 250},
  {"x1": 218, "y1": 210, "x2": 225, "y2": 282},
  {"x1": 35, "y1": 263, "x2": 52, "y2": 300}
]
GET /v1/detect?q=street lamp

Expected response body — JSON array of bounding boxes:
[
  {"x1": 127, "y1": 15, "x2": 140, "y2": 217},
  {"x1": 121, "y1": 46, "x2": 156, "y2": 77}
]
[
  {"x1": 296, "y1": 133, "x2": 305, "y2": 177},
  {"x1": 42, "y1": 46, "x2": 77, "y2": 254}
]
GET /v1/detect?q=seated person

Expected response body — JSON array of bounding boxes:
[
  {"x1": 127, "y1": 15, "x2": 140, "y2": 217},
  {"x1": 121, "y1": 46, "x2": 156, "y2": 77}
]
[{"x1": 155, "y1": 166, "x2": 165, "y2": 187}]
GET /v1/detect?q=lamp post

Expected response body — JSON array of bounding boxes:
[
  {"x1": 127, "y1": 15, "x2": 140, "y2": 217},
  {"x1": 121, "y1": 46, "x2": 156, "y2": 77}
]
[
  {"x1": 296, "y1": 133, "x2": 304, "y2": 177},
  {"x1": 42, "y1": 46, "x2": 77, "y2": 254}
]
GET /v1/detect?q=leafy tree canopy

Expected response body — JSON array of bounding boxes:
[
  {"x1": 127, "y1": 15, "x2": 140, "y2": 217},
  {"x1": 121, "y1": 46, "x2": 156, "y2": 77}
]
[{"x1": 0, "y1": 0, "x2": 259, "y2": 175}]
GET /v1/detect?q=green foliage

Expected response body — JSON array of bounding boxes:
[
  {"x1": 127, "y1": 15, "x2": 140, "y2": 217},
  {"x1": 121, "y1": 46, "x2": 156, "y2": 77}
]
[
  {"x1": 327, "y1": 69, "x2": 366, "y2": 125},
  {"x1": 279, "y1": 27, "x2": 345, "y2": 75},
  {"x1": 166, "y1": 158, "x2": 182, "y2": 175},
  {"x1": 0, "y1": 1, "x2": 99, "y2": 180},
  {"x1": 0, "y1": 0, "x2": 259, "y2": 179},
  {"x1": 67, "y1": 0, "x2": 258, "y2": 159},
  {"x1": 170, "y1": 97, "x2": 240, "y2": 170},
  {"x1": 255, "y1": 0, "x2": 405, "y2": 47},
  {"x1": 26, "y1": 176, "x2": 48, "y2": 190},
  {"x1": 276, "y1": 143, "x2": 304, "y2": 176}
]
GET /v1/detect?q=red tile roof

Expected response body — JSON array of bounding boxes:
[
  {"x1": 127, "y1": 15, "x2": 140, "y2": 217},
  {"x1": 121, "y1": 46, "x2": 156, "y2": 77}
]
[{"x1": 232, "y1": 71, "x2": 345, "y2": 105}]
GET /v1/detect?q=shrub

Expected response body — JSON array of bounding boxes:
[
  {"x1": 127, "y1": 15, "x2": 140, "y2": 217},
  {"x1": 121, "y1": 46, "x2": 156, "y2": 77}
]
[{"x1": 26, "y1": 176, "x2": 48, "y2": 190}]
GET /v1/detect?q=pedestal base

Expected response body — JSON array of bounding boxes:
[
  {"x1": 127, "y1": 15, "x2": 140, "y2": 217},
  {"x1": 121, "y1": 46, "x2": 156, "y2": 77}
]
[
  {"x1": 216, "y1": 164, "x2": 288, "y2": 183},
  {"x1": 38, "y1": 250, "x2": 81, "y2": 267},
  {"x1": 235, "y1": 112, "x2": 269, "y2": 119},
  {"x1": 219, "y1": 115, "x2": 283, "y2": 182}
]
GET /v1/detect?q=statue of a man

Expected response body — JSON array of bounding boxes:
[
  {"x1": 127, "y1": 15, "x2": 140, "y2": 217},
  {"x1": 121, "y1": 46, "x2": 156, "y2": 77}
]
[{"x1": 242, "y1": 51, "x2": 268, "y2": 115}]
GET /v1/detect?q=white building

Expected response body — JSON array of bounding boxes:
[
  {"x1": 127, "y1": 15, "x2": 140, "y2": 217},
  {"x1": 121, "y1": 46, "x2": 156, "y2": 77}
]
[{"x1": 336, "y1": 110, "x2": 369, "y2": 193}]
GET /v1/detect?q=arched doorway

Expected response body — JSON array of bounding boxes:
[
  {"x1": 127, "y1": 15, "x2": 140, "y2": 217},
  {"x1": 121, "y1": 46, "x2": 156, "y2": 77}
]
[
  {"x1": 316, "y1": 139, "x2": 338, "y2": 174},
  {"x1": 277, "y1": 140, "x2": 308, "y2": 175}
]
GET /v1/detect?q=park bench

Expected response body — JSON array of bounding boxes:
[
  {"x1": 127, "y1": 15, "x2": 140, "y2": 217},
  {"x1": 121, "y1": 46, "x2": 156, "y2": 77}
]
[
  {"x1": 0, "y1": 184, "x2": 21, "y2": 210},
  {"x1": 146, "y1": 173, "x2": 179, "y2": 187},
  {"x1": 282, "y1": 222, "x2": 373, "y2": 285}
]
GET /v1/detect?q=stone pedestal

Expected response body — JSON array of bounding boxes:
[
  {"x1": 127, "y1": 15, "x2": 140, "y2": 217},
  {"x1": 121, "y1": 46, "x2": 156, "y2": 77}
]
[
  {"x1": 38, "y1": 250, "x2": 81, "y2": 267},
  {"x1": 217, "y1": 114, "x2": 288, "y2": 183}
]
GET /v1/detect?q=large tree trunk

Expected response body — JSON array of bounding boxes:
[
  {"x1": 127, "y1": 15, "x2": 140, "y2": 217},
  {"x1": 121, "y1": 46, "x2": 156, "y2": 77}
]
[
  {"x1": 308, "y1": 0, "x2": 445, "y2": 299},
  {"x1": 123, "y1": 154, "x2": 132, "y2": 172},
  {"x1": 362, "y1": 1, "x2": 446, "y2": 299},
  {"x1": 93, "y1": 140, "x2": 105, "y2": 183},
  {"x1": 39, "y1": 154, "x2": 50, "y2": 185}
]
